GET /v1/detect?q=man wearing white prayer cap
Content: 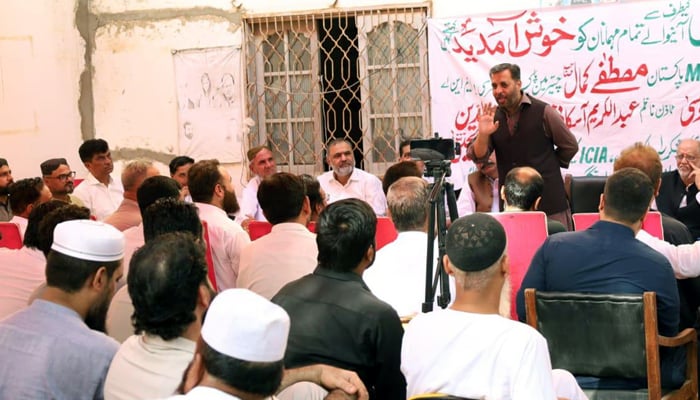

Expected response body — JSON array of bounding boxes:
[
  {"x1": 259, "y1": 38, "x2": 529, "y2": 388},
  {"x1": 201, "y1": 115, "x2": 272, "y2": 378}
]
[
  {"x1": 171, "y1": 289, "x2": 369, "y2": 400},
  {"x1": 0, "y1": 219, "x2": 125, "y2": 400}
]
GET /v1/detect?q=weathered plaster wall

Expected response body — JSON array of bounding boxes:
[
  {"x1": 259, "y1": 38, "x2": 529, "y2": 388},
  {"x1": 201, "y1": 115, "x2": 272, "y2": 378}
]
[
  {"x1": 0, "y1": 0, "x2": 609, "y2": 185},
  {"x1": 0, "y1": 1, "x2": 85, "y2": 179}
]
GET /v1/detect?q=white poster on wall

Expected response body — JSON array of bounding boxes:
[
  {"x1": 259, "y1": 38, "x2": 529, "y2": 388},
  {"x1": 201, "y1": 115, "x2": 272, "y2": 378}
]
[
  {"x1": 428, "y1": 0, "x2": 700, "y2": 176},
  {"x1": 173, "y1": 46, "x2": 243, "y2": 162}
]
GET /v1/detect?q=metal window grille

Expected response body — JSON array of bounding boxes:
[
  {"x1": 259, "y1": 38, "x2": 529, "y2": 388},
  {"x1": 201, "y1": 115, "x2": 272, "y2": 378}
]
[{"x1": 244, "y1": 5, "x2": 430, "y2": 175}]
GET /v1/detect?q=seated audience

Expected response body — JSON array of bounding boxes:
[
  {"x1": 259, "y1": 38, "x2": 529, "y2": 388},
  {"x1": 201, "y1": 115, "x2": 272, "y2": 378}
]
[
  {"x1": 0, "y1": 219, "x2": 124, "y2": 399},
  {"x1": 272, "y1": 199, "x2": 405, "y2": 399},
  {"x1": 7, "y1": 177, "x2": 53, "y2": 237},
  {"x1": 73, "y1": 139, "x2": 124, "y2": 220},
  {"x1": 171, "y1": 288, "x2": 368, "y2": 399},
  {"x1": 502, "y1": 167, "x2": 566, "y2": 234},
  {"x1": 104, "y1": 159, "x2": 160, "y2": 231},
  {"x1": 402, "y1": 213, "x2": 586, "y2": 399},
  {"x1": 40, "y1": 157, "x2": 84, "y2": 206},
  {"x1": 517, "y1": 168, "x2": 684, "y2": 389},
  {"x1": 237, "y1": 173, "x2": 317, "y2": 299}
]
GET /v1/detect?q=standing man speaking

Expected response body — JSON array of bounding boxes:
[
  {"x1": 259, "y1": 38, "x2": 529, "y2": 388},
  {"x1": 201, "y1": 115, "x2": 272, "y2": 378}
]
[{"x1": 468, "y1": 63, "x2": 578, "y2": 229}]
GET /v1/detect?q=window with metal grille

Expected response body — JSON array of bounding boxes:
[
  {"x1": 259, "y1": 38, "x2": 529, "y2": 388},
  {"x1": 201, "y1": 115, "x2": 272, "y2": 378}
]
[{"x1": 244, "y1": 6, "x2": 430, "y2": 175}]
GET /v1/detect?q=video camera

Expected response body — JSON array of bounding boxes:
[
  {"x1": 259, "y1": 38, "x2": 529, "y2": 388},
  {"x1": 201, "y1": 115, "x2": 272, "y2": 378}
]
[
  {"x1": 410, "y1": 136, "x2": 459, "y2": 178},
  {"x1": 409, "y1": 137, "x2": 457, "y2": 162}
]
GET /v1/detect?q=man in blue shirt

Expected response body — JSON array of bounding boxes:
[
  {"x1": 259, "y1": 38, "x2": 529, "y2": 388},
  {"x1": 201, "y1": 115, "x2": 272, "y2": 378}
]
[
  {"x1": 516, "y1": 167, "x2": 684, "y2": 389},
  {"x1": 0, "y1": 219, "x2": 124, "y2": 399}
]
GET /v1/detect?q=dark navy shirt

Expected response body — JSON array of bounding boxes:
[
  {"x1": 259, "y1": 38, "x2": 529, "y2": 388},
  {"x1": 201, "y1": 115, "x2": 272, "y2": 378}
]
[
  {"x1": 516, "y1": 220, "x2": 682, "y2": 388},
  {"x1": 272, "y1": 267, "x2": 406, "y2": 400}
]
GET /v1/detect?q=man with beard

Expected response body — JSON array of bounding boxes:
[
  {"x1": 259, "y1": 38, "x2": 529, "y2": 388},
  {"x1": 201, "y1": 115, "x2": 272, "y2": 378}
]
[
  {"x1": 188, "y1": 159, "x2": 250, "y2": 290},
  {"x1": 237, "y1": 145, "x2": 277, "y2": 225},
  {"x1": 0, "y1": 158, "x2": 14, "y2": 221},
  {"x1": 272, "y1": 199, "x2": 406, "y2": 399},
  {"x1": 40, "y1": 157, "x2": 84, "y2": 206},
  {"x1": 0, "y1": 219, "x2": 124, "y2": 399},
  {"x1": 73, "y1": 139, "x2": 124, "y2": 221},
  {"x1": 457, "y1": 152, "x2": 500, "y2": 216},
  {"x1": 656, "y1": 138, "x2": 700, "y2": 240},
  {"x1": 468, "y1": 63, "x2": 578, "y2": 229},
  {"x1": 318, "y1": 139, "x2": 387, "y2": 216}
]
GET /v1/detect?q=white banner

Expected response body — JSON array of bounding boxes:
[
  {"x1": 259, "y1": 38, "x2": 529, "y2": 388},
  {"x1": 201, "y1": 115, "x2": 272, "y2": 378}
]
[
  {"x1": 428, "y1": 0, "x2": 700, "y2": 176},
  {"x1": 173, "y1": 46, "x2": 243, "y2": 162}
]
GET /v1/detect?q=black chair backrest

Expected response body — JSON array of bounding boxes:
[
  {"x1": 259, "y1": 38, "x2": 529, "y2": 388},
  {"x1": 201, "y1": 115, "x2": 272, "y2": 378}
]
[
  {"x1": 569, "y1": 176, "x2": 607, "y2": 214},
  {"x1": 534, "y1": 291, "x2": 648, "y2": 378}
]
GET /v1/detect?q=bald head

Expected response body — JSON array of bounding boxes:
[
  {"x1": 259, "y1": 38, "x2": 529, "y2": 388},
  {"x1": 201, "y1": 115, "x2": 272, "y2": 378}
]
[{"x1": 502, "y1": 167, "x2": 543, "y2": 211}]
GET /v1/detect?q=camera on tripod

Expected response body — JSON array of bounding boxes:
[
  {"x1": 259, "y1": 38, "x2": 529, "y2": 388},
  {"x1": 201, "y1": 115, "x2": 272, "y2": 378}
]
[
  {"x1": 408, "y1": 135, "x2": 460, "y2": 312},
  {"x1": 409, "y1": 136, "x2": 459, "y2": 177}
]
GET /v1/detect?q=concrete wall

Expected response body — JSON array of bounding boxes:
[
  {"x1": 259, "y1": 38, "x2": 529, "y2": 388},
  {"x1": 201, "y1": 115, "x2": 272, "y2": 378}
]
[
  {"x1": 0, "y1": 1, "x2": 85, "y2": 179},
  {"x1": 0, "y1": 0, "x2": 611, "y2": 188}
]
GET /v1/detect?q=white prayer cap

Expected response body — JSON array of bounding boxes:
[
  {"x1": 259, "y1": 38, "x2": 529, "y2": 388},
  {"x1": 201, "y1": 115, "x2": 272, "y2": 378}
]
[
  {"x1": 51, "y1": 220, "x2": 125, "y2": 262},
  {"x1": 201, "y1": 289, "x2": 290, "y2": 363}
]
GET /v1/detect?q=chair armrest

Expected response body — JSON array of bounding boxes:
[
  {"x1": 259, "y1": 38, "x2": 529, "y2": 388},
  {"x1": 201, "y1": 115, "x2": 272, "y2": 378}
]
[{"x1": 659, "y1": 328, "x2": 697, "y2": 348}]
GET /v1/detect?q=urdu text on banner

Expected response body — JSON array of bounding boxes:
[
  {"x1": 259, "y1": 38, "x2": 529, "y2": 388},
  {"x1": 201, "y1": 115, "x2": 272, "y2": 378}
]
[{"x1": 427, "y1": 0, "x2": 700, "y2": 176}]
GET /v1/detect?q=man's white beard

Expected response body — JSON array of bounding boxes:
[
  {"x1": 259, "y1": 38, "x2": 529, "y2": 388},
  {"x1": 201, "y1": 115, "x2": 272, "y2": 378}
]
[
  {"x1": 333, "y1": 165, "x2": 353, "y2": 177},
  {"x1": 498, "y1": 277, "x2": 511, "y2": 318}
]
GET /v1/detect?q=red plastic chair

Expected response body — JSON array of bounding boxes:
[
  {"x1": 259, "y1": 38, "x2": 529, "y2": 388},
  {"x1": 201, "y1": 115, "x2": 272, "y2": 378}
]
[
  {"x1": 307, "y1": 221, "x2": 316, "y2": 233},
  {"x1": 490, "y1": 212, "x2": 549, "y2": 320},
  {"x1": 0, "y1": 222, "x2": 23, "y2": 249},
  {"x1": 572, "y1": 211, "x2": 664, "y2": 240},
  {"x1": 375, "y1": 217, "x2": 398, "y2": 251},
  {"x1": 201, "y1": 221, "x2": 218, "y2": 291},
  {"x1": 248, "y1": 221, "x2": 273, "y2": 241}
]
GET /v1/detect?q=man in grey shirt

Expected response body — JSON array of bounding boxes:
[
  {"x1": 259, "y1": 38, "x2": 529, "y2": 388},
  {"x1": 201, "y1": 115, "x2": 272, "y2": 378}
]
[{"x1": 0, "y1": 219, "x2": 125, "y2": 400}]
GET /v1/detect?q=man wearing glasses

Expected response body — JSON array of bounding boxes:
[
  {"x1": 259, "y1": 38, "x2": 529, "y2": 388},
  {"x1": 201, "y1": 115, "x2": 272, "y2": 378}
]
[
  {"x1": 656, "y1": 138, "x2": 700, "y2": 240},
  {"x1": 40, "y1": 158, "x2": 84, "y2": 207}
]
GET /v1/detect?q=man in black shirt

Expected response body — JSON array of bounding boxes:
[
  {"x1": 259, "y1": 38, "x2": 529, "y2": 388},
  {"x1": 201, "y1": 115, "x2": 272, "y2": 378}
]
[{"x1": 272, "y1": 198, "x2": 406, "y2": 399}]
